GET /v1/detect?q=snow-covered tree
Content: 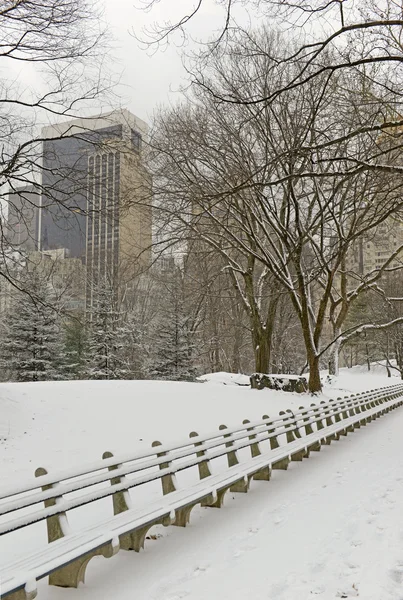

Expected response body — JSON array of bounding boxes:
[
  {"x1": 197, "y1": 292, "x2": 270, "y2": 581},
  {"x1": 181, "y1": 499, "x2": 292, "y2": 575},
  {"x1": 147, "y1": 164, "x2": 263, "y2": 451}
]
[
  {"x1": 86, "y1": 283, "x2": 128, "y2": 380},
  {"x1": 0, "y1": 271, "x2": 66, "y2": 382},
  {"x1": 118, "y1": 310, "x2": 149, "y2": 379},
  {"x1": 63, "y1": 314, "x2": 89, "y2": 379},
  {"x1": 149, "y1": 267, "x2": 196, "y2": 381}
]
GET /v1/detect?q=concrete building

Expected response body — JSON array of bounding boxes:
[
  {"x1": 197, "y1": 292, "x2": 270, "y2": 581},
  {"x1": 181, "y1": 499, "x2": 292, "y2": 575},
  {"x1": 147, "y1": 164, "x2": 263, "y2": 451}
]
[
  {"x1": 346, "y1": 217, "x2": 403, "y2": 276},
  {"x1": 40, "y1": 109, "x2": 152, "y2": 308},
  {"x1": 7, "y1": 185, "x2": 40, "y2": 251}
]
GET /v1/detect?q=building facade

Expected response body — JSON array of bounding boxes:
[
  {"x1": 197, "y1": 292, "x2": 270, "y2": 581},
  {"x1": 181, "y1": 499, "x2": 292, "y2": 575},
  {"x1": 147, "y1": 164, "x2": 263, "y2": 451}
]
[
  {"x1": 40, "y1": 109, "x2": 152, "y2": 308},
  {"x1": 7, "y1": 185, "x2": 40, "y2": 251},
  {"x1": 346, "y1": 217, "x2": 403, "y2": 276}
]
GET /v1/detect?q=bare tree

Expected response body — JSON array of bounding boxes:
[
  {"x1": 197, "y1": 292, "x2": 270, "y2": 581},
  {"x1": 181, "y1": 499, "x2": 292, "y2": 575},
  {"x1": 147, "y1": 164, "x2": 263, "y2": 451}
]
[
  {"x1": 149, "y1": 27, "x2": 403, "y2": 392},
  {"x1": 135, "y1": 0, "x2": 403, "y2": 178},
  {"x1": 0, "y1": 0, "x2": 113, "y2": 291}
]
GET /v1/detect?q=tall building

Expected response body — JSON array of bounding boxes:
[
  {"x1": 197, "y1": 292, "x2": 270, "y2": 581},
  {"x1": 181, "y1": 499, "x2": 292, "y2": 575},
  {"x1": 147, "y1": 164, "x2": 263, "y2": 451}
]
[
  {"x1": 40, "y1": 109, "x2": 152, "y2": 307},
  {"x1": 7, "y1": 185, "x2": 40, "y2": 251},
  {"x1": 346, "y1": 217, "x2": 403, "y2": 276}
]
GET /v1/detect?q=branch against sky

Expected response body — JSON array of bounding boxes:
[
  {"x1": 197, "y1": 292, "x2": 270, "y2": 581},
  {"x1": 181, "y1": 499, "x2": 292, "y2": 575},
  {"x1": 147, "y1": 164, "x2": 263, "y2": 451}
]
[
  {"x1": 0, "y1": 0, "x2": 117, "y2": 294},
  {"x1": 134, "y1": 0, "x2": 403, "y2": 176},
  {"x1": 148, "y1": 26, "x2": 403, "y2": 392}
]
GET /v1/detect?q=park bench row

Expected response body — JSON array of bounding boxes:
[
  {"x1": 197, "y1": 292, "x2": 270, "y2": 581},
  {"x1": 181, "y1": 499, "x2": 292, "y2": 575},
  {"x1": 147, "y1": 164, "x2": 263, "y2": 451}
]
[{"x1": 1, "y1": 383, "x2": 403, "y2": 599}]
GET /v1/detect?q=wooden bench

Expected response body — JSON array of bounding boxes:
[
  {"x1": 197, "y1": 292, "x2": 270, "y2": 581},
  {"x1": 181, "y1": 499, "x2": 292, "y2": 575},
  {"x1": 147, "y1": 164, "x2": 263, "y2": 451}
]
[{"x1": 1, "y1": 383, "x2": 402, "y2": 600}]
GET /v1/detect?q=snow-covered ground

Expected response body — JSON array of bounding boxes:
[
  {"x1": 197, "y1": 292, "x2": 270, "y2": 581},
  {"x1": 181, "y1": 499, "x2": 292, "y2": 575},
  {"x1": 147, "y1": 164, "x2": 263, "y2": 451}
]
[
  {"x1": 1, "y1": 364, "x2": 398, "y2": 482},
  {"x1": 1, "y1": 365, "x2": 402, "y2": 599}
]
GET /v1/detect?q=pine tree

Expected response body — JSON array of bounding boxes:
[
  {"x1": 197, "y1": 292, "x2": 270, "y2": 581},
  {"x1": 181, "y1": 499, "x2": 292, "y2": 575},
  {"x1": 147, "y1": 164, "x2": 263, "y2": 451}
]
[
  {"x1": 86, "y1": 284, "x2": 127, "y2": 380},
  {"x1": 63, "y1": 314, "x2": 88, "y2": 379},
  {"x1": 118, "y1": 310, "x2": 148, "y2": 379},
  {"x1": 1, "y1": 272, "x2": 67, "y2": 382},
  {"x1": 149, "y1": 270, "x2": 196, "y2": 381}
]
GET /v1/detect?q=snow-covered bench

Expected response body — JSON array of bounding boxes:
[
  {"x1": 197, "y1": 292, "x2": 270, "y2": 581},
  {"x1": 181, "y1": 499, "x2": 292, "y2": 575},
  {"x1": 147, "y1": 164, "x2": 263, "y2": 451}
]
[{"x1": 1, "y1": 384, "x2": 403, "y2": 600}]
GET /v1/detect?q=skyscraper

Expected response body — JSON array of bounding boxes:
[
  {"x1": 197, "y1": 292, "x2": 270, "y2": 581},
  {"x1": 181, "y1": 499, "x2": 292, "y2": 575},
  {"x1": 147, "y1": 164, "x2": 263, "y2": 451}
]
[
  {"x1": 40, "y1": 109, "x2": 152, "y2": 307},
  {"x1": 7, "y1": 185, "x2": 40, "y2": 251}
]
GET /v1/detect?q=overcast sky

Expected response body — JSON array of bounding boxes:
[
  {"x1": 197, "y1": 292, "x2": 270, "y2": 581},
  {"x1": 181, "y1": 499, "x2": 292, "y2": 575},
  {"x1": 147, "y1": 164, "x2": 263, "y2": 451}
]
[{"x1": 103, "y1": 0, "x2": 254, "y2": 124}]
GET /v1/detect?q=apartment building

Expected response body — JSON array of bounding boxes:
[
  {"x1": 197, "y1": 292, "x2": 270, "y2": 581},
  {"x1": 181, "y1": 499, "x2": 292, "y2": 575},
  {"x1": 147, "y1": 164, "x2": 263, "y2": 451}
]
[{"x1": 347, "y1": 217, "x2": 403, "y2": 276}]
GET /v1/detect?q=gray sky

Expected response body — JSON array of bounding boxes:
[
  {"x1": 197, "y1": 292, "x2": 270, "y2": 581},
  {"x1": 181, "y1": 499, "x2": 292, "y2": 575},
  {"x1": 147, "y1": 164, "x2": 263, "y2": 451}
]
[
  {"x1": 103, "y1": 0, "x2": 253, "y2": 124},
  {"x1": 4, "y1": 1, "x2": 328, "y2": 132}
]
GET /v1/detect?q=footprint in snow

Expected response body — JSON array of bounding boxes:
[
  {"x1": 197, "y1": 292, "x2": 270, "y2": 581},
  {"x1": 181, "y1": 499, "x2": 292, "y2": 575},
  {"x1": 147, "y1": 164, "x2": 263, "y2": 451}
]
[
  {"x1": 336, "y1": 583, "x2": 359, "y2": 598},
  {"x1": 344, "y1": 560, "x2": 358, "y2": 571},
  {"x1": 193, "y1": 565, "x2": 209, "y2": 576},
  {"x1": 248, "y1": 527, "x2": 259, "y2": 535}
]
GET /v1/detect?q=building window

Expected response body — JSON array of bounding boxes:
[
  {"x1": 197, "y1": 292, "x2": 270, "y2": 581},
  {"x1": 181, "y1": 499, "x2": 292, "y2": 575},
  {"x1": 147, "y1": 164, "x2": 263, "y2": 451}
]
[{"x1": 131, "y1": 129, "x2": 142, "y2": 153}]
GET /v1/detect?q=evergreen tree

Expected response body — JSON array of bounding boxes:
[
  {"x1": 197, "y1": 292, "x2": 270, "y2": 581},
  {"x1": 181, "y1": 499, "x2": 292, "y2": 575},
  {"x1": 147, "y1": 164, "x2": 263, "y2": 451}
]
[
  {"x1": 118, "y1": 310, "x2": 148, "y2": 379},
  {"x1": 1, "y1": 272, "x2": 66, "y2": 382},
  {"x1": 63, "y1": 314, "x2": 88, "y2": 379},
  {"x1": 149, "y1": 269, "x2": 196, "y2": 381},
  {"x1": 86, "y1": 283, "x2": 127, "y2": 380}
]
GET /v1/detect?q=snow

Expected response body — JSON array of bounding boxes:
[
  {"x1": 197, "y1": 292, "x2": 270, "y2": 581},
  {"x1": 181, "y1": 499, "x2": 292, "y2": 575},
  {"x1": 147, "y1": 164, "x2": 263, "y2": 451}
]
[
  {"x1": 1, "y1": 366, "x2": 398, "y2": 482},
  {"x1": 197, "y1": 372, "x2": 250, "y2": 386},
  {"x1": 1, "y1": 365, "x2": 402, "y2": 599}
]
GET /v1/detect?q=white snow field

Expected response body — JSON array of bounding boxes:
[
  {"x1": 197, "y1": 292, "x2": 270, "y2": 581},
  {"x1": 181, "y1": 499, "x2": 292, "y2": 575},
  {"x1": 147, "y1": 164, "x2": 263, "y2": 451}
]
[{"x1": 1, "y1": 365, "x2": 403, "y2": 599}]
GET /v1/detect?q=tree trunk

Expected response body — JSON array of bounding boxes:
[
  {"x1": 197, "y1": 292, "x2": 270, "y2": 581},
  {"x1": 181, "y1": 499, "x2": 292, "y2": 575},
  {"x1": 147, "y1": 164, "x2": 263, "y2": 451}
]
[
  {"x1": 253, "y1": 329, "x2": 271, "y2": 374},
  {"x1": 307, "y1": 353, "x2": 322, "y2": 393},
  {"x1": 231, "y1": 318, "x2": 243, "y2": 373},
  {"x1": 396, "y1": 345, "x2": 403, "y2": 379},
  {"x1": 365, "y1": 343, "x2": 371, "y2": 371},
  {"x1": 328, "y1": 332, "x2": 341, "y2": 376}
]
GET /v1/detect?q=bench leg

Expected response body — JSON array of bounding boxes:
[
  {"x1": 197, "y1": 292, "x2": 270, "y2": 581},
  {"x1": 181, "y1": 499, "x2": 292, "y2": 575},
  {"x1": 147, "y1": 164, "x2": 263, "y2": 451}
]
[
  {"x1": 121, "y1": 514, "x2": 173, "y2": 551},
  {"x1": 5, "y1": 587, "x2": 37, "y2": 600},
  {"x1": 291, "y1": 448, "x2": 306, "y2": 461},
  {"x1": 272, "y1": 456, "x2": 290, "y2": 470},
  {"x1": 253, "y1": 466, "x2": 271, "y2": 481},
  {"x1": 174, "y1": 503, "x2": 199, "y2": 527},
  {"x1": 120, "y1": 527, "x2": 152, "y2": 552},
  {"x1": 204, "y1": 487, "x2": 228, "y2": 508},
  {"x1": 230, "y1": 475, "x2": 249, "y2": 493},
  {"x1": 49, "y1": 540, "x2": 119, "y2": 588}
]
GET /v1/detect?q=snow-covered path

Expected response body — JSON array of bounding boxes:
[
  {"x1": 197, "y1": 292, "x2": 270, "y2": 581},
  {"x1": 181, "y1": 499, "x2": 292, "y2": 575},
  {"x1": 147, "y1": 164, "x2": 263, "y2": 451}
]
[{"x1": 31, "y1": 402, "x2": 403, "y2": 600}]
